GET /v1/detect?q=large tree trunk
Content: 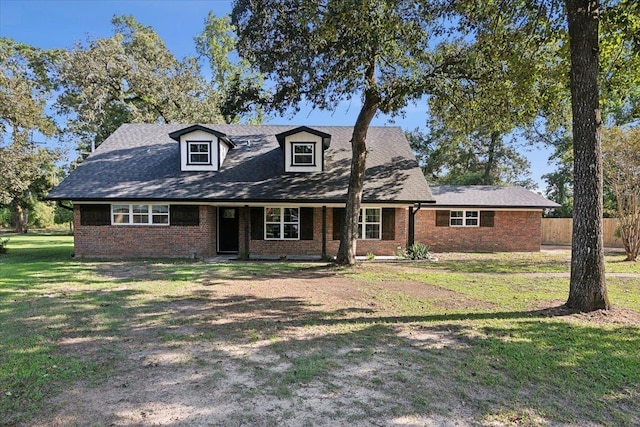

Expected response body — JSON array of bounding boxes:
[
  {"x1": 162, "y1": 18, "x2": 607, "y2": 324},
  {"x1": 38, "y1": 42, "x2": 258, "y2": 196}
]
[
  {"x1": 11, "y1": 202, "x2": 28, "y2": 234},
  {"x1": 482, "y1": 131, "x2": 500, "y2": 185},
  {"x1": 335, "y1": 90, "x2": 380, "y2": 265},
  {"x1": 565, "y1": 0, "x2": 610, "y2": 311}
]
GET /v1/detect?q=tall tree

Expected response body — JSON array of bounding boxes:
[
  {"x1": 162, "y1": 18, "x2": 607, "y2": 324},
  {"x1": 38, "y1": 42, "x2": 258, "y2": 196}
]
[
  {"x1": 56, "y1": 15, "x2": 225, "y2": 155},
  {"x1": 602, "y1": 126, "x2": 640, "y2": 261},
  {"x1": 0, "y1": 38, "x2": 60, "y2": 232},
  {"x1": 413, "y1": 0, "x2": 565, "y2": 188},
  {"x1": 233, "y1": 0, "x2": 465, "y2": 264},
  {"x1": 565, "y1": 0, "x2": 610, "y2": 311},
  {"x1": 195, "y1": 12, "x2": 266, "y2": 123}
]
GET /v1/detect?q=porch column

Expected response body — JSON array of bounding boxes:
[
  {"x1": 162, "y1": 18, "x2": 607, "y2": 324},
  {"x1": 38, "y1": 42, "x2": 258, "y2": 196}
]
[
  {"x1": 243, "y1": 205, "x2": 250, "y2": 255},
  {"x1": 322, "y1": 206, "x2": 327, "y2": 259}
]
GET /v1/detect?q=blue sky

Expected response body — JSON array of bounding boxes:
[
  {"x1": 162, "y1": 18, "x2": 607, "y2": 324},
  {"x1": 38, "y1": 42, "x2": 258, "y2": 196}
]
[{"x1": 0, "y1": 0, "x2": 553, "y2": 189}]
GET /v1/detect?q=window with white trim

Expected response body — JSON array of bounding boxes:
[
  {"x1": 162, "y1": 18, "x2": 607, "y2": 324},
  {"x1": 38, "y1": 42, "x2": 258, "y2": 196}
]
[
  {"x1": 187, "y1": 141, "x2": 211, "y2": 165},
  {"x1": 450, "y1": 210, "x2": 479, "y2": 227},
  {"x1": 358, "y1": 208, "x2": 381, "y2": 239},
  {"x1": 265, "y1": 207, "x2": 299, "y2": 239},
  {"x1": 112, "y1": 204, "x2": 169, "y2": 225},
  {"x1": 291, "y1": 142, "x2": 315, "y2": 165}
]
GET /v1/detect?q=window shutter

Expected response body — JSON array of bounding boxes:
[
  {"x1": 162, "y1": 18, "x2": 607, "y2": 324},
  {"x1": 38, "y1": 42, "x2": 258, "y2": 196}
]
[
  {"x1": 332, "y1": 208, "x2": 345, "y2": 240},
  {"x1": 480, "y1": 211, "x2": 495, "y2": 227},
  {"x1": 170, "y1": 205, "x2": 200, "y2": 226},
  {"x1": 80, "y1": 205, "x2": 110, "y2": 226},
  {"x1": 300, "y1": 207, "x2": 314, "y2": 240},
  {"x1": 250, "y1": 207, "x2": 264, "y2": 240},
  {"x1": 382, "y1": 208, "x2": 395, "y2": 240},
  {"x1": 436, "y1": 210, "x2": 450, "y2": 227}
]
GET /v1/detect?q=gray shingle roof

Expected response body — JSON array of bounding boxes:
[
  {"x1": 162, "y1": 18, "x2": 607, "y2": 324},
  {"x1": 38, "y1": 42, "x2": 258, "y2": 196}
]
[
  {"x1": 430, "y1": 185, "x2": 560, "y2": 209},
  {"x1": 47, "y1": 123, "x2": 434, "y2": 204}
]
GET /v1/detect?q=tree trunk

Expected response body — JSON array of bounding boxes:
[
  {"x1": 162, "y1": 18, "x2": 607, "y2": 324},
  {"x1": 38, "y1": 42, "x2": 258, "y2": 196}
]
[
  {"x1": 335, "y1": 77, "x2": 380, "y2": 265},
  {"x1": 11, "y1": 203, "x2": 28, "y2": 234},
  {"x1": 482, "y1": 131, "x2": 500, "y2": 185},
  {"x1": 565, "y1": 0, "x2": 610, "y2": 311}
]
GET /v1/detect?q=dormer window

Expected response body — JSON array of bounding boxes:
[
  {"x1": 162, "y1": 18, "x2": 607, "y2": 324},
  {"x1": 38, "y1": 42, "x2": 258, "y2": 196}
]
[
  {"x1": 292, "y1": 142, "x2": 315, "y2": 166},
  {"x1": 188, "y1": 141, "x2": 211, "y2": 165},
  {"x1": 275, "y1": 126, "x2": 331, "y2": 173},
  {"x1": 169, "y1": 125, "x2": 235, "y2": 172}
]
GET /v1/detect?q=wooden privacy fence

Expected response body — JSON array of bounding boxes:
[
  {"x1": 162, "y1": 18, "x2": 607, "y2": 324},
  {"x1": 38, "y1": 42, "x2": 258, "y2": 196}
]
[{"x1": 541, "y1": 218, "x2": 624, "y2": 247}]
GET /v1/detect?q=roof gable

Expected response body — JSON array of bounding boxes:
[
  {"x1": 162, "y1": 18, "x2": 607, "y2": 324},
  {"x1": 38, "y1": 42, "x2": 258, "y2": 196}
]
[{"x1": 168, "y1": 124, "x2": 236, "y2": 148}]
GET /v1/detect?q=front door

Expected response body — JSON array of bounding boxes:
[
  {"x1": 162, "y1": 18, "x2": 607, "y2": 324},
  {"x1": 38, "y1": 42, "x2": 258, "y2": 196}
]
[{"x1": 218, "y1": 207, "x2": 239, "y2": 253}]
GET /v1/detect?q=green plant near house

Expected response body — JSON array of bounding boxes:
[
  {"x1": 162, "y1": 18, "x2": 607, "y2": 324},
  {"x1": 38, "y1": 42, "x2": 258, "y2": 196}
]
[
  {"x1": 366, "y1": 252, "x2": 375, "y2": 261},
  {"x1": 402, "y1": 242, "x2": 432, "y2": 260}
]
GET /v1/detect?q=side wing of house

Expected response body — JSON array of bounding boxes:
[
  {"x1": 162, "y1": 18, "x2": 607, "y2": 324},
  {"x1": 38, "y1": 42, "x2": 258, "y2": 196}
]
[{"x1": 414, "y1": 186, "x2": 561, "y2": 252}]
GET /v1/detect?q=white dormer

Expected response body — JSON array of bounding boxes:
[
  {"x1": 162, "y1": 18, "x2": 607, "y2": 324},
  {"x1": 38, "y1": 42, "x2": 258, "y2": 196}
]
[
  {"x1": 169, "y1": 124, "x2": 235, "y2": 172},
  {"x1": 275, "y1": 126, "x2": 331, "y2": 173}
]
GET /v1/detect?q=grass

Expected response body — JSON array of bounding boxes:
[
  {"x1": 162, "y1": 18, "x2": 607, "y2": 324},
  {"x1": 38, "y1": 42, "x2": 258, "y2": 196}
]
[{"x1": 1, "y1": 233, "x2": 639, "y2": 425}]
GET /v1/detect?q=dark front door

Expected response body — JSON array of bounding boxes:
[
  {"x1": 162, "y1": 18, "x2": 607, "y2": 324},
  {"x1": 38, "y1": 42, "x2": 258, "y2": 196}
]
[{"x1": 218, "y1": 207, "x2": 239, "y2": 253}]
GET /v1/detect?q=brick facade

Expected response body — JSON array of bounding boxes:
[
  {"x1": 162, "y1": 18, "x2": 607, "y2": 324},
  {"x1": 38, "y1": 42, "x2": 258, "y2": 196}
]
[
  {"x1": 73, "y1": 205, "x2": 216, "y2": 258},
  {"x1": 73, "y1": 205, "x2": 408, "y2": 258},
  {"x1": 72, "y1": 205, "x2": 542, "y2": 257},
  {"x1": 414, "y1": 209, "x2": 542, "y2": 252}
]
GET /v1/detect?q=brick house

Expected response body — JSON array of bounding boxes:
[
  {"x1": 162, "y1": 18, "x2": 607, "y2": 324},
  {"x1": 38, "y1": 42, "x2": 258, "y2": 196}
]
[
  {"x1": 414, "y1": 186, "x2": 559, "y2": 252},
  {"x1": 47, "y1": 124, "x2": 434, "y2": 258}
]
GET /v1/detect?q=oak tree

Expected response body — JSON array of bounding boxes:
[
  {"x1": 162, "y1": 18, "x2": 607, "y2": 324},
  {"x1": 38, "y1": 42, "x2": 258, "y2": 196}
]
[{"x1": 233, "y1": 0, "x2": 464, "y2": 264}]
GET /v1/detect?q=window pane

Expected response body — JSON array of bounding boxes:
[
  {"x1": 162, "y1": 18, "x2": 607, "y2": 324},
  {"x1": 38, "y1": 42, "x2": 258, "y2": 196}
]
[
  {"x1": 152, "y1": 215, "x2": 169, "y2": 224},
  {"x1": 152, "y1": 205, "x2": 169, "y2": 214},
  {"x1": 113, "y1": 205, "x2": 129, "y2": 214},
  {"x1": 451, "y1": 211, "x2": 463, "y2": 218},
  {"x1": 451, "y1": 218, "x2": 463, "y2": 226},
  {"x1": 266, "y1": 223, "x2": 281, "y2": 239},
  {"x1": 190, "y1": 153, "x2": 209, "y2": 163},
  {"x1": 466, "y1": 211, "x2": 478, "y2": 218},
  {"x1": 366, "y1": 224, "x2": 380, "y2": 239},
  {"x1": 113, "y1": 214, "x2": 128, "y2": 224},
  {"x1": 194, "y1": 144, "x2": 209, "y2": 153},
  {"x1": 133, "y1": 205, "x2": 148, "y2": 214},
  {"x1": 294, "y1": 144, "x2": 313, "y2": 154},
  {"x1": 366, "y1": 208, "x2": 380, "y2": 223},
  {"x1": 284, "y1": 208, "x2": 299, "y2": 223},
  {"x1": 265, "y1": 207, "x2": 281, "y2": 222},
  {"x1": 284, "y1": 224, "x2": 299, "y2": 239},
  {"x1": 133, "y1": 214, "x2": 148, "y2": 224},
  {"x1": 294, "y1": 154, "x2": 313, "y2": 164},
  {"x1": 466, "y1": 218, "x2": 478, "y2": 226}
]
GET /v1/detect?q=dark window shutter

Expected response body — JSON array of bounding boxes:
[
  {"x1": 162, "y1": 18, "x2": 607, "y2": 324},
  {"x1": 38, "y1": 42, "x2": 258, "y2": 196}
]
[
  {"x1": 250, "y1": 207, "x2": 264, "y2": 240},
  {"x1": 436, "y1": 210, "x2": 450, "y2": 227},
  {"x1": 80, "y1": 204, "x2": 110, "y2": 226},
  {"x1": 332, "y1": 208, "x2": 345, "y2": 240},
  {"x1": 300, "y1": 207, "x2": 314, "y2": 240},
  {"x1": 480, "y1": 211, "x2": 495, "y2": 227},
  {"x1": 170, "y1": 205, "x2": 200, "y2": 226},
  {"x1": 382, "y1": 208, "x2": 395, "y2": 240}
]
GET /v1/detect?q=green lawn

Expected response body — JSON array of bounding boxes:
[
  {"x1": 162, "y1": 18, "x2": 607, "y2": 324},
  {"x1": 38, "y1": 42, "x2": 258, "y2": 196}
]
[{"x1": 1, "y1": 234, "x2": 638, "y2": 426}]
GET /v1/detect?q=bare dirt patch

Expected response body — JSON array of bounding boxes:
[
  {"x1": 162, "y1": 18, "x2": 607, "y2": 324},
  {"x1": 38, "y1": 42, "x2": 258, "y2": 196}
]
[{"x1": 20, "y1": 262, "x2": 639, "y2": 427}]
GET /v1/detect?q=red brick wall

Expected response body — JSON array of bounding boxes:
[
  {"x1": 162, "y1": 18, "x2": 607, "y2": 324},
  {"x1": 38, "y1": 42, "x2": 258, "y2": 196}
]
[
  {"x1": 326, "y1": 207, "x2": 407, "y2": 256},
  {"x1": 73, "y1": 205, "x2": 216, "y2": 258},
  {"x1": 415, "y1": 209, "x2": 542, "y2": 252},
  {"x1": 73, "y1": 205, "x2": 410, "y2": 258}
]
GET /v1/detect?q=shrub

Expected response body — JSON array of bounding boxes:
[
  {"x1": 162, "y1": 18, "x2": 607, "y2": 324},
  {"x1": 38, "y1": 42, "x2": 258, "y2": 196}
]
[
  {"x1": 0, "y1": 238, "x2": 9, "y2": 255},
  {"x1": 397, "y1": 243, "x2": 433, "y2": 261}
]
